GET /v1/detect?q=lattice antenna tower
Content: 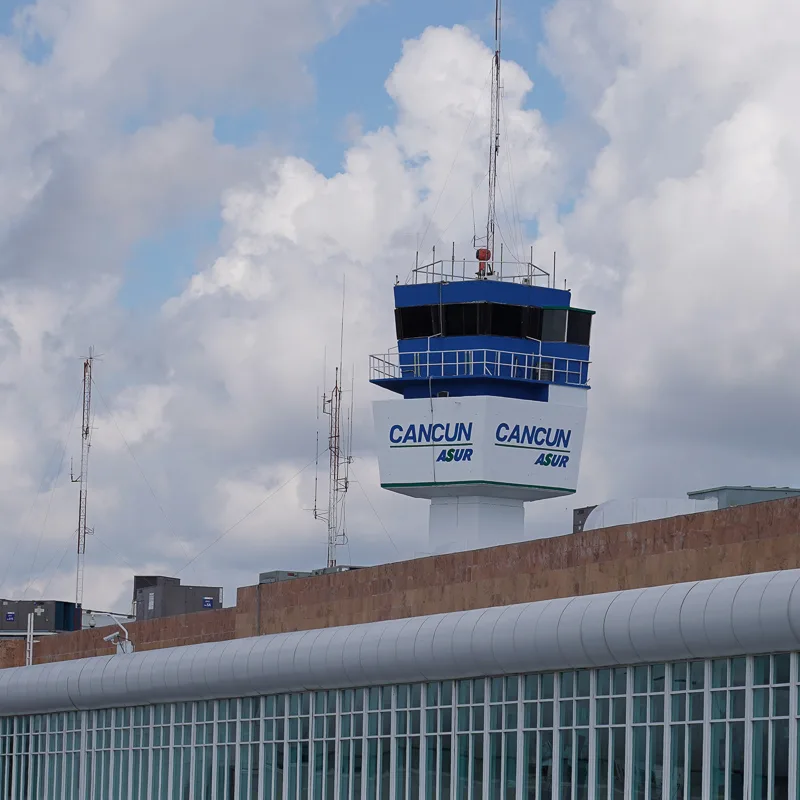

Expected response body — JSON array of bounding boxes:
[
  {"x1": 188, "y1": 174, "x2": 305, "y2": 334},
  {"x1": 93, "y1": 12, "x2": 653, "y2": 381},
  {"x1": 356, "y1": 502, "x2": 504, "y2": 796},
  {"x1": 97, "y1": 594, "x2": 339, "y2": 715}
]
[
  {"x1": 70, "y1": 348, "x2": 95, "y2": 607},
  {"x1": 314, "y1": 281, "x2": 353, "y2": 569},
  {"x1": 485, "y1": 0, "x2": 503, "y2": 271}
]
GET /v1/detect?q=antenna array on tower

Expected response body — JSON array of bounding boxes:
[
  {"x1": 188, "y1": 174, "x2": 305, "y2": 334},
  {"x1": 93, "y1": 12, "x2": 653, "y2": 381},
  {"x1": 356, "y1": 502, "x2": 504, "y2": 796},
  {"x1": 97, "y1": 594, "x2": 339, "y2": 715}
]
[
  {"x1": 485, "y1": 0, "x2": 503, "y2": 270},
  {"x1": 70, "y1": 348, "x2": 95, "y2": 607},
  {"x1": 314, "y1": 283, "x2": 354, "y2": 569}
]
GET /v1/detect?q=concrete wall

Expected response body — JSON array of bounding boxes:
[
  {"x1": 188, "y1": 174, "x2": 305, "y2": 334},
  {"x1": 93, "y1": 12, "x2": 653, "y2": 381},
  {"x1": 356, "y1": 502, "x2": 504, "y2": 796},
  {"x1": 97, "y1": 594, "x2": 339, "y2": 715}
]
[{"x1": 3, "y1": 496, "x2": 800, "y2": 670}]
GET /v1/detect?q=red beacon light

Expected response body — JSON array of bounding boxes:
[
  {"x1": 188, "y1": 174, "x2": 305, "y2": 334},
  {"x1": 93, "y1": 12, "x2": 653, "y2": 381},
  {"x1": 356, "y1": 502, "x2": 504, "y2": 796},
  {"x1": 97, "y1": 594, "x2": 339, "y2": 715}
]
[{"x1": 476, "y1": 248, "x2": 492, "y2": 277}]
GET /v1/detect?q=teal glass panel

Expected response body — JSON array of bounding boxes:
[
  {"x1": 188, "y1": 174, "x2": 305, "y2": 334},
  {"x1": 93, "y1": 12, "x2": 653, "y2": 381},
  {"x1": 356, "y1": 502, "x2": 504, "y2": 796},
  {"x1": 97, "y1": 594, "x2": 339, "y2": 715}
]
[
  {"x1": 425, "y1": 737, "x2": 437, "y2": 800},
  {"x1": 611, "y1": 728, "x2": 625, "y2": 799},
  {"x1": 395, "y1": 739, "x2": 406, "y2": 800},
  {"x1": 772, "y1": 719, "x2": 789, "y2": 800},
  {"x1": 670, "y1": 726, "x2": 685, "y2": 800},
  {"x1": 688, "y1": 725, "x2": 703, "y2": 799},
  {"x1": 560, "y1": 729, "x2": 573, "y2": 800},
  {"x1": 456, "y1": 735, "x2": 469, "y2": 798},
  {"x1": 471, "y1": 733, "x2": 483, "y2": 799},
  {"x1": 440, "y1": 734, "x2": 452, "y2": 800},
  {"x1": 505, "y1": 732, "x2": 517, "y2": 800},
  {"x1": 595, "y1": 727, "x2": 609, "y2": 800},
  {"x1": 631, "y1": 726, "x2": 646, "y2": 800},
  {"x1": 489, "y1": 733, "x2": 502, "y2": 800},
  {"x1": 752, "y1": 720, "x2": 768, "y2": 800},
  {"x1": 729, "y1": 721, "x2": 745, "y2": 800},
  {"x1": 649, "y1": 726, "x2": 663, "y2": 800},
  {"x1": 523, "y1": 731, "x2": 538, "y2": 798},
  {"x1": 710, "y1": 722, "x2": 725, "y2": 800},
  {"x1": 575, "y1": 728, "x2": 589, "y2": 800},
  {"x1": 541, "y1": 730, "x2": 554, "y2": 800}
]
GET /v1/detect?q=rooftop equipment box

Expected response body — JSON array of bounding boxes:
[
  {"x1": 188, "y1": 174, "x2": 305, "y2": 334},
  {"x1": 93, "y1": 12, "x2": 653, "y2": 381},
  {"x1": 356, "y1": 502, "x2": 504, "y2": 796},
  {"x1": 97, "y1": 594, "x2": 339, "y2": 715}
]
[{"x1": 133, "y1": 576, "x2": 223, "y2": 621}]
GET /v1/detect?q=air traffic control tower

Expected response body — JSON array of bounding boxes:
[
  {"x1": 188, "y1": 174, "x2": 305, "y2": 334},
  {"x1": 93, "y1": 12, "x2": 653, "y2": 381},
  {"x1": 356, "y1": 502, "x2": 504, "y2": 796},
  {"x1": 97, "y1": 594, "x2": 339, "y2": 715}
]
[{"x1": 370, "y1": 253, "x2": 593, "y2": 553}]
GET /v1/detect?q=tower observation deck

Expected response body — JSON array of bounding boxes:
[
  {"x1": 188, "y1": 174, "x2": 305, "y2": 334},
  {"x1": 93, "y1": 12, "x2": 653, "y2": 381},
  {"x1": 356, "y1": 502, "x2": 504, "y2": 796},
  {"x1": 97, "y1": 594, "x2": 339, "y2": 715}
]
[{"x1": 370, "y1": 256, "x2": 594, "y2": 553}]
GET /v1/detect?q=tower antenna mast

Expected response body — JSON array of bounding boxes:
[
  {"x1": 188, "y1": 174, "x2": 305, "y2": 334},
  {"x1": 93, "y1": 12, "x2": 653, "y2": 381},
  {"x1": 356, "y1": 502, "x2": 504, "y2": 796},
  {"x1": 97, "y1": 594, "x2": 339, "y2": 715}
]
[
  {"x1": 314, "y1": 281, "x2": 353, "y2": 569},
  {"x1": 71, "y1": 348, "x2": 94, "y2": 607},
  {"x1": 485, "y1": 0, "x2": 502, "y2": 274}
]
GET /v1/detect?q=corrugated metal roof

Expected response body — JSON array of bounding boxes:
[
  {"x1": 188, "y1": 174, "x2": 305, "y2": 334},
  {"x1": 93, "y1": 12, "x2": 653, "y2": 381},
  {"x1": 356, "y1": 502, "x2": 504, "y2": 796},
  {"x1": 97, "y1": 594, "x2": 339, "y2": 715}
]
[{"x1": 2, "y1": 570, "x2": 800, "y2": 717}]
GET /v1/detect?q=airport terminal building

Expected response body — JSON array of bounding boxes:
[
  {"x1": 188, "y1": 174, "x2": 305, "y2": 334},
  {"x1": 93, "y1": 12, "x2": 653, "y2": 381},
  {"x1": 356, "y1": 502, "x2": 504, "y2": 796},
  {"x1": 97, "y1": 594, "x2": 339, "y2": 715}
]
[{"x1": 3, "y1": 493, "x2": 800, "y2": 799}]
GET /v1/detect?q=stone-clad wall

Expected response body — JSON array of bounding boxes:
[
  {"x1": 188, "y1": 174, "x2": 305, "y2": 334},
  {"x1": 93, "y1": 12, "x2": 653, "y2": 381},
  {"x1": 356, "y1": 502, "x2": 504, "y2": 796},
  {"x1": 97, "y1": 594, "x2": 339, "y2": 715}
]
[
  {"x1": 0, "y1": 607, "x2": 237, "y2": 669},
  {"x1": 0, "y1": 640, "x2": 23, "y2": 670},
  {"x1": 235, "y1": 497, "x2": 800, "y2": 637},
  {"x1": 2, "y1": 497, "x2": 799, "y2": 670}
]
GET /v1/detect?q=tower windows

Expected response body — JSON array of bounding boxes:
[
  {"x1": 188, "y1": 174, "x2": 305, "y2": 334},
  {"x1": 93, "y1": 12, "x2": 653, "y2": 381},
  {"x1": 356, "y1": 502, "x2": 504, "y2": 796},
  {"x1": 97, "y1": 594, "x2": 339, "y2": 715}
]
[
  {"x1": 541, "y1": 309, "x2": 567, "y2": 343},
  {"x1": 566, "y1": 310, "x2": 592, "y2": 347},
  {"x1": 395, "y1": 302, "x2": 591, "y2": 345},
  {"x1": 394, "y1": 305, "x2": 441, "y2": 339}
]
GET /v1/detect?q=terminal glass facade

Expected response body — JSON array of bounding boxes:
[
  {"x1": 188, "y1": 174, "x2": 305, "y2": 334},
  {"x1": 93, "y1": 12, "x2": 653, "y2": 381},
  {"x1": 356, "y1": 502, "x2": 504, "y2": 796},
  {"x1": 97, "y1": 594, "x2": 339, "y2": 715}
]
[{"x1": 1, "y1": 652, "x2": 799, "y2": 799}]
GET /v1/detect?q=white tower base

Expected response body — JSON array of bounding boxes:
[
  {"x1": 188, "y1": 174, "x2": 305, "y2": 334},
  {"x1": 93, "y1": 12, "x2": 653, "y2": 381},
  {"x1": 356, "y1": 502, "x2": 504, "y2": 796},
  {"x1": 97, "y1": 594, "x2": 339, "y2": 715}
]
[{"x1": 429, "y1": 495, "x2": 524, "y2": 555}]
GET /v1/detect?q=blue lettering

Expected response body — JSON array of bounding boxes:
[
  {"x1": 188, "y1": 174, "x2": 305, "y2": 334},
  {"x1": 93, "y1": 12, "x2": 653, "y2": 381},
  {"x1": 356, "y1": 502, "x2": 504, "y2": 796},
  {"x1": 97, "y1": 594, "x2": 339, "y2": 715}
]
[
  {"x1": 436, "y1": 449, "x2": 448, "y2": 462},
  {"x1": 459, "y1": 422, "x2": 473, "y2": 442},
  {"x1": 417, "y1": 424, "x2": 432, "y2": 443},
  {"x1": 545, "y1": 428, "x2": 560, "y2": 448},
  {"x1": 389, "y1": 425, "x2": 403, "y2": 444},
  {"x1": 533, "y1": 427, "x2": 546, "y2": 446},
  {"x1": 558, "y1": 430, "x2": 572, "y2": 449},
  {"x1": 444, "y1": 423, "x2": 458, "y2": 443},
  {"x1": 453, "y1": 449, "x2": 464, "y2": 462},
  {"x1": 462, "y1": 448, "x2": 473, "y2": 462},
  {"x1": 560, "y1": 455, "x2": 569, "y2": 468},
  {"x1": 432, "y1": 423, "x2": 445, "y2": 442},
  {"x1": 402, "y1": 426, "x2": 417, "y2": 444},
  {"x1": 535, "y1": 453, "x2": 547, "y2": 465},
  {"x1": 508, "y1": 425, "x2": 521, "y2": 444},
  {"x1": 521, "y1": 426, "x2": 535, "y2": 445},
  {"x1": 496, "y1": 423, "x2": 509, "y2": 442}
]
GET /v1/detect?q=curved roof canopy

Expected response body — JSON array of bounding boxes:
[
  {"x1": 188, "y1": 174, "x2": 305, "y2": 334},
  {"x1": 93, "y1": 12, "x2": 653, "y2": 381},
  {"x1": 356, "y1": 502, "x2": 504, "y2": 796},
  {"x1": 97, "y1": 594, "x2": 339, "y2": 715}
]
[{"x1": 2, "y1": 570, "x2": 800, "y2": 717}]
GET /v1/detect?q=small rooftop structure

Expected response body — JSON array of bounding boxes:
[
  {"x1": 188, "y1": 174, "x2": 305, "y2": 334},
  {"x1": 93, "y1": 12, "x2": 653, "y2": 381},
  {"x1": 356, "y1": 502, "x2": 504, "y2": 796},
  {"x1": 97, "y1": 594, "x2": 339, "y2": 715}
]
[
  {"x1": 0, "y1": 599, "x2": 81, "y2": 638},
  {"x1": 258, "y1": 566, "x2": 365, "y2": 585},
  {"x1": 687, "y1": 485, "x2": 800, "y2": 509},
  {"x1": 133, "y1": 576, "x2": 222, "y2": 622},
  {"x1": 575, "y1": 485, "x2": 800, "y2": 532}
]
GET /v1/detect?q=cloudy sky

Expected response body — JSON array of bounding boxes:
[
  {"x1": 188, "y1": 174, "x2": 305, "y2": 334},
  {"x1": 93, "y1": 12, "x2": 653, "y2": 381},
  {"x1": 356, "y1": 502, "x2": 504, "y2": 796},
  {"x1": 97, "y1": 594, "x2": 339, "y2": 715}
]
[{"x1": 0, "y1": 0, "x2": 797, "y2": 613}]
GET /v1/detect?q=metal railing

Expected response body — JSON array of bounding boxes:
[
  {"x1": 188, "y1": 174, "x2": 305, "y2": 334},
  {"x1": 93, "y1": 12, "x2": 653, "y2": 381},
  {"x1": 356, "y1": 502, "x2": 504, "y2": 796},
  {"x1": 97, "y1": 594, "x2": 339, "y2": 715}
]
[
  {"x1": 408, "y1": 244, "x2": 553, "y2": 286},
  {"x1": 370, "y1": 349, "x2": 590, "y2": 386}
]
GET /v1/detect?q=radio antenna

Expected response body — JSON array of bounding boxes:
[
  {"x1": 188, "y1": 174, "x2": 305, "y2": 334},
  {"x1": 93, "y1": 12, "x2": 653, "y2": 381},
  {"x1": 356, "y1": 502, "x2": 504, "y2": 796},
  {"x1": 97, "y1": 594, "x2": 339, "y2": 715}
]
[
  {"x1": 314, "y1": 280, "x2": 353, "y2": 568},
  {"x1": 70, "y1": 348, "x2": 95, "y2": 607},
  {"x1": 485, "y1": 0, "x2": 502, "y2": 274}
]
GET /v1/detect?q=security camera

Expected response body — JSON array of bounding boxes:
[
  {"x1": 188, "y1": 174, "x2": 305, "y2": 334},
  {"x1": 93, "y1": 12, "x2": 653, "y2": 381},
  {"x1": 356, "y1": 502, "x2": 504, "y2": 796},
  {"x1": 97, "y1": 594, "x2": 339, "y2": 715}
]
[
  {"x1": 88, "y1": 613, "x2": 96, "y2": 629},
  {"x1": 102, "y1": 632, "x2": 120, "y2": 643}
]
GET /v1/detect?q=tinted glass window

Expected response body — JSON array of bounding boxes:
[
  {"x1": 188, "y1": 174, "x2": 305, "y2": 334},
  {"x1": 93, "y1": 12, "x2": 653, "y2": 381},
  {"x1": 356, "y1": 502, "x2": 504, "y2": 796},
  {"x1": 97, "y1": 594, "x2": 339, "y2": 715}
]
[
  {"x1": 541, "y1": 309, "x2": 567, "y2": 342},
  {"x1": 567, "y1": 310, "x2": 592, "y2": 346},
  {"x1": 443, "y1": 303, "x2": 480, "y2": 336},
  {"x1": 443, "y1": 304, "x2": 464, "y2": 336},
  {"x1": 396, "y1": 302, "x2": 588, "y2": 342},
  {"x1": 523, "y1": 307, "x2": 542, "y2": 340},
  {"x1": 395, "y1": 306, "x2": 441, "y2": 339},
  {"x1": 489, "y1": 304, "x2": 524, "y2": 337}
]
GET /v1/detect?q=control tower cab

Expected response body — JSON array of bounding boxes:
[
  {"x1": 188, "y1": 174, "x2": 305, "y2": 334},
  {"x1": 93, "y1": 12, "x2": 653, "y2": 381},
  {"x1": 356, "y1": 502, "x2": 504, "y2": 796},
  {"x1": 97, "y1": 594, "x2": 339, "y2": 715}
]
[{"x1": 370, "y1": 253, "x2": 593, "y2": 553}]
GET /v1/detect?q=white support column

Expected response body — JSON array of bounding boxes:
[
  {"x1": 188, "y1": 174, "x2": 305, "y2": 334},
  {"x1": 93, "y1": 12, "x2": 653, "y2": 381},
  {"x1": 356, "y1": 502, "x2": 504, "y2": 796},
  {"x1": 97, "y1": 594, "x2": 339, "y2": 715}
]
[{"x1": 428, "y1": 496, "x2": 524, "y2": 554}]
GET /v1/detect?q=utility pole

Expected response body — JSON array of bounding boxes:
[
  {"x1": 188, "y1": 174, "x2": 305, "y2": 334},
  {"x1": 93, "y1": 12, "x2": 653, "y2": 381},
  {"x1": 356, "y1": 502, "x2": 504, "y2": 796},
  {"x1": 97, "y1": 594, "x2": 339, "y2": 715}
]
[{"x1": 71, "y1": 348, "x2": 94, "y2": 607}]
